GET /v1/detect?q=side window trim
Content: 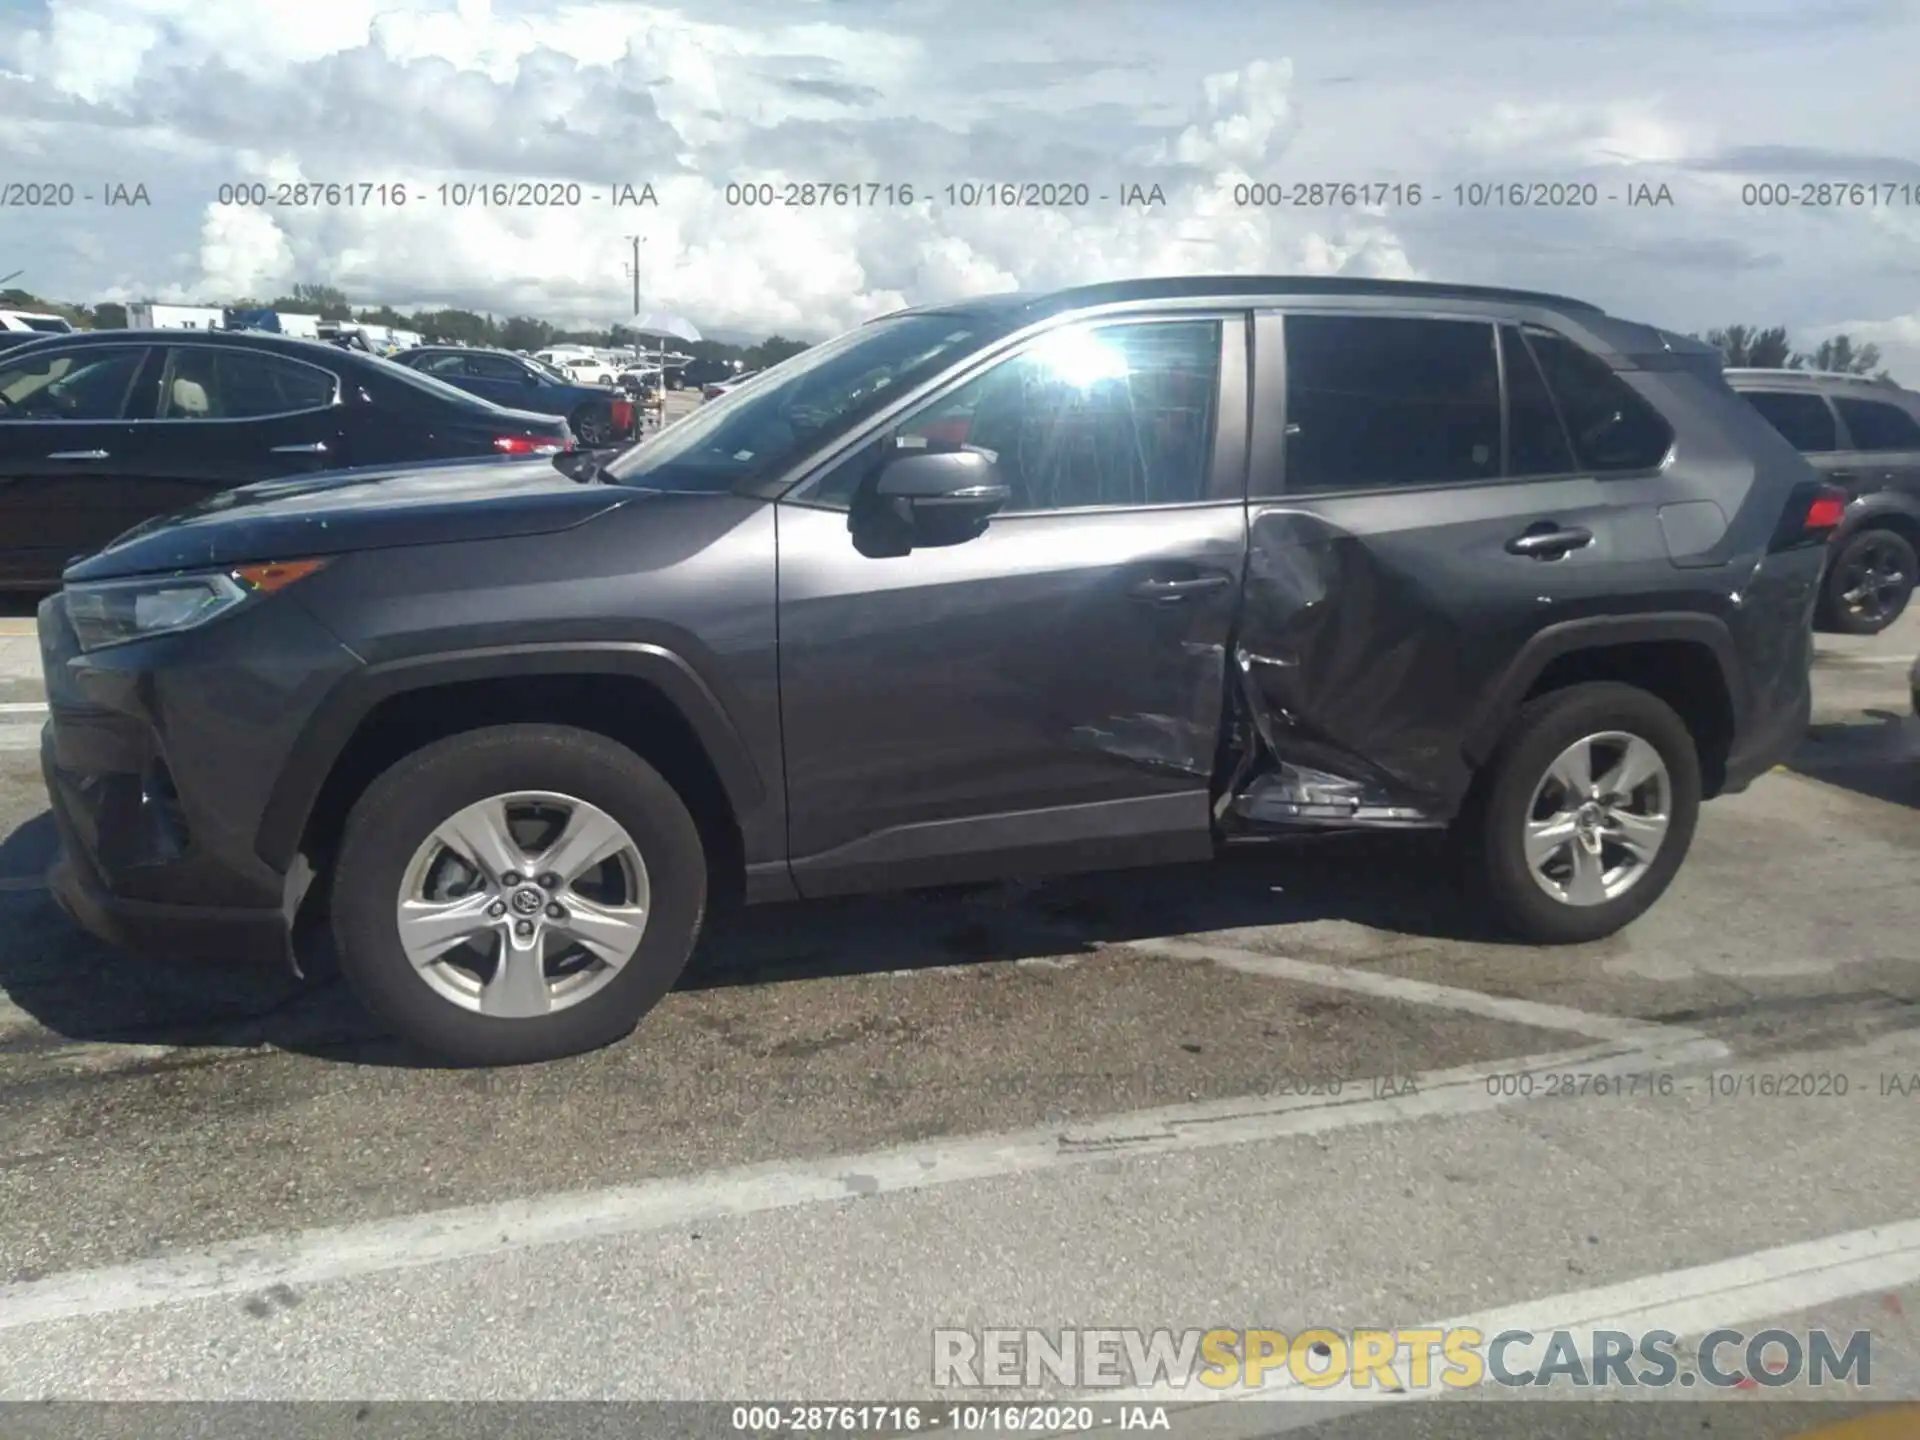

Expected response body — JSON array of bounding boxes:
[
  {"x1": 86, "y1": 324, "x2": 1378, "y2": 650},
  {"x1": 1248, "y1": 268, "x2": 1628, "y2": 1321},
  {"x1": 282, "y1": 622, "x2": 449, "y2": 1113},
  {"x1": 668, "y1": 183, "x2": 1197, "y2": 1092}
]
[
  {"x1": 1513, "y1": 325, "x2": 1584, "y2": 477},
  {"x1": 149, "y1": 344, "x2": 342, "y2": 423},
  {"x1": 785, "y1": 312, "x2": 1248, "y2": 515}
]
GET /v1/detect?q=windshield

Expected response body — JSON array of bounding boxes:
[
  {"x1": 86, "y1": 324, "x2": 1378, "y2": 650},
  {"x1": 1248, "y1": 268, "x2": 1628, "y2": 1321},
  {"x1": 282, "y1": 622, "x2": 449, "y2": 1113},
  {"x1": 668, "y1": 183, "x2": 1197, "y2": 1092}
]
[{"x1": 602, "y1": 313, "x2": 997, "y2": 492}]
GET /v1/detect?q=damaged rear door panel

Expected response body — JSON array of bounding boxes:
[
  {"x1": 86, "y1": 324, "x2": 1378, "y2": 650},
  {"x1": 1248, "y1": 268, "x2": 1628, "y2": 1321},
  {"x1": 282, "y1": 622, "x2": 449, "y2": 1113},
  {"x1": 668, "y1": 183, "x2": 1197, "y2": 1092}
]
[{"x1": 1216, "y1": 306, "x2": 1688, "y2": 833}]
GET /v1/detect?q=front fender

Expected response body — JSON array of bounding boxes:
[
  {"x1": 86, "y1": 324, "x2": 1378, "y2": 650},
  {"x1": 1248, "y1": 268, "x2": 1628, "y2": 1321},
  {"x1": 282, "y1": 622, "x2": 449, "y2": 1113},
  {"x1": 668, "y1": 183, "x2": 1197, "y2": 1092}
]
[{"x1": 252, "y1": 640, "x2": 765, "y2": 871}]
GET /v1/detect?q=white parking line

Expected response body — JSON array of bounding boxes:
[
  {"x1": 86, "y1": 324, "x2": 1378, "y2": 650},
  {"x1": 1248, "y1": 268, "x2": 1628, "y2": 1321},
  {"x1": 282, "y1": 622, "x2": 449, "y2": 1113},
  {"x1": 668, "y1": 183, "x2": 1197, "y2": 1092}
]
[
  {"x1": 1083, "y1": 1218, "x2": 1920, "y2": 1435},
  {"x1": 0, "y1": 702, "x2": 46, "y2": 714},
  {"x1": 0, "y1": 1023, "x2": 1728, "y2": 1333},
  {"x1": 1119, "y1": 936, "x2": 1702, "y2": 1047},
  {"x1": 0, "y1": 723, "x2": 41, "y2": 752}
]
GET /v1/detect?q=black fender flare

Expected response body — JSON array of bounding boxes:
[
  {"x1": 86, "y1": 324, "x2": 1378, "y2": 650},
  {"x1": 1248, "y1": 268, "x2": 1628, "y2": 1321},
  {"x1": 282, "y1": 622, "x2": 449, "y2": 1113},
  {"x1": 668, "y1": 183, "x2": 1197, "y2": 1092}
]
[
  {"x1": 253, "y1": 640, "x2": 765, "y2": 871},
  {"x1": 1460, "y1": 612, "x2": 1748, "y2": 767}
]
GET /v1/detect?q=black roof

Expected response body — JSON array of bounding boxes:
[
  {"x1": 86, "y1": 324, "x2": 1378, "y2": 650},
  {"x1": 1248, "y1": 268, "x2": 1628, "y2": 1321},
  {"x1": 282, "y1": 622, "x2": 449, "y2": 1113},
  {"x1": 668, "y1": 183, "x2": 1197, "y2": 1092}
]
[{"x1": 876, "y1": 274, "x2": 1605, "y2": 324}]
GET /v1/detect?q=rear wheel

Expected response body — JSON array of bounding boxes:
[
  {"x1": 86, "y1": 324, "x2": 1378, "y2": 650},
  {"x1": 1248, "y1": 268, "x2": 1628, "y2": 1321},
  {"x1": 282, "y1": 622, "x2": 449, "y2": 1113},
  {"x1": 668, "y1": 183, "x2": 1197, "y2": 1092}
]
[
  {"x1": 329, "y1": 724, "x2": 706, "y2": 1065},
  {"x1": 570, "y1": 404, "x2": 611, "y2": 448},
  {"x1": 1818, "y1": 526, "x2": 1915, "y2": 634},
  {"x1": 1462, "y1": 682, "x2": 1700, "y2": 945}
]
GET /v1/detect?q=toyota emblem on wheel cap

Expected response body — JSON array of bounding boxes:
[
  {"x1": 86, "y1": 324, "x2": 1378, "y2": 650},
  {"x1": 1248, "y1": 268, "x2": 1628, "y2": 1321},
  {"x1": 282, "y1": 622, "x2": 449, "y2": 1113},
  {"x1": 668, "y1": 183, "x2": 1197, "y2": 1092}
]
[{"x1": 510, "y1": 887, "x2": 544, "y2": 916}]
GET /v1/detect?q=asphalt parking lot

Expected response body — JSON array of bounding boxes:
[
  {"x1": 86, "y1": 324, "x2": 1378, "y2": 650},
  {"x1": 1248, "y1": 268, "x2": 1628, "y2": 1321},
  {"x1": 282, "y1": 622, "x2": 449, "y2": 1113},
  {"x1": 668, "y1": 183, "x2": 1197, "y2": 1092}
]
[{"x1": 0, "y1": 545, "x2": 1915, "y2": 1435}]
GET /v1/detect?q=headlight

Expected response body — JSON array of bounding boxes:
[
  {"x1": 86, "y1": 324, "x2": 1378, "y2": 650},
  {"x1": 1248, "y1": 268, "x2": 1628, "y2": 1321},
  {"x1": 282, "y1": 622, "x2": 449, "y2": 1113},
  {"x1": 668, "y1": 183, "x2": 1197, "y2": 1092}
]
[{"x1": 65, "y1": 558, "x2": 331, "y2": 652}]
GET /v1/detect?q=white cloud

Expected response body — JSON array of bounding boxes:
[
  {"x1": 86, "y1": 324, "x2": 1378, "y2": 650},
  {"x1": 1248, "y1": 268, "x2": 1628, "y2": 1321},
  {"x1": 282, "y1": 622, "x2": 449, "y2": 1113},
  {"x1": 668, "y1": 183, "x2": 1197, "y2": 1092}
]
[
  {"x1": 188, "y1": 205, "x2": 295, "y2": 298},
  {"x1": 0, "y1": 0, "x2": 1914, "y2": 355},
  {"x1": 1461, "y1": 100, "x2": 1698, "y2": 167}
]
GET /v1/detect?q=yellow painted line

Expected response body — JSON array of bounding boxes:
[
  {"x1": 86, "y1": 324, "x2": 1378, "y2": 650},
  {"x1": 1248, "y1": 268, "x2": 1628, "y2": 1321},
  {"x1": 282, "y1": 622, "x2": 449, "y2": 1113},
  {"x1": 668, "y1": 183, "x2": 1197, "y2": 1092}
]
[{"x1": 1786, "y1": 1406, "x2": 1920, "y2": 1440}]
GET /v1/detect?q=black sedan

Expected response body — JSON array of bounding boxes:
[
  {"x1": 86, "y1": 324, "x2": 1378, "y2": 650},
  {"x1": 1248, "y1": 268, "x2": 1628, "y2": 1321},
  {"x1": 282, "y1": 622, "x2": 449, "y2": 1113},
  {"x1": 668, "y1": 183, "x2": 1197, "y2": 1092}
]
[
  {"x1": 0, "y1": 329, "x2": 573, "y2": 588},
  {"x1": 392, "y1": 347, "x2": 637, "y2": 448}
]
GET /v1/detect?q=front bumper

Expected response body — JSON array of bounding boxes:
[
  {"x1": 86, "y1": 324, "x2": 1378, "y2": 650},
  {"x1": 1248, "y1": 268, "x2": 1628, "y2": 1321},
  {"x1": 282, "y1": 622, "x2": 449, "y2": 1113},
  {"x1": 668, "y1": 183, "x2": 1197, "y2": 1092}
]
[
  {"x1": 45, "y1": 816, "x2": 290, "y2": 966},
  {"x1": 35, "y1": 586, "x2": 359, "y2": 968}
]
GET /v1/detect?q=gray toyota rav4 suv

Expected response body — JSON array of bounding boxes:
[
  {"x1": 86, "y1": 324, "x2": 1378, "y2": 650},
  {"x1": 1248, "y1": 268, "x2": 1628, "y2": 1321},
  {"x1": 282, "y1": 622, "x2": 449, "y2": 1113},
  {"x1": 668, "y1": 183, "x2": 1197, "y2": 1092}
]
[{"x1": 39, "y1": 276, "x2": 1837, "y2": 1064}]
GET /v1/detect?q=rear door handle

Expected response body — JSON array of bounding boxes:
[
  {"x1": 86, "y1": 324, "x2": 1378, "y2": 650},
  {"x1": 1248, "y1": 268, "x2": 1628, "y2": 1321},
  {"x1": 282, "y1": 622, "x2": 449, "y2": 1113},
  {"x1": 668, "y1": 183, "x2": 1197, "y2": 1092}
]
[
  {"x1": 1827, "y1": 470, "x2": 1857, "y2": 485},
  {"x1": 1126, "y1": 573, "x2": 1233, "y2": 602},
  {"x1": 271, "y1": 441, "x2": 329, "y2": 455},
  {"x1": 46, "y1": 449, "x2": 108, "y2": 461},
  {"x1": 1506, "y1": 525, "x2": 1593, "y2": 558}
]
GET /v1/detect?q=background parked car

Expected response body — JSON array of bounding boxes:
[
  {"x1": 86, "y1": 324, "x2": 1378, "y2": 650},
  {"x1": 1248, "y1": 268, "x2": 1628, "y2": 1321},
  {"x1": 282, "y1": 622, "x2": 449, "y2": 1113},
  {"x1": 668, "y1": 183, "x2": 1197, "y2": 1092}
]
[
  {"x1": 1726, "y1": 367, "x2": 1920, "y2": 633},
  {"x1": 0, "y1": 308, "x2": 75, "y2": 335},
  {"x1": 702, "y1": 369, "x2": 757, "y2": 401},
  {"x1": 676, "y1": 357, "x2": 736, "y2": 391},
  {"x1": 396, "y1": 346, "x2": 637, "y2": 448},
  {"x1": 0, "y1": 329, "x2": 572, "y2": 587}
]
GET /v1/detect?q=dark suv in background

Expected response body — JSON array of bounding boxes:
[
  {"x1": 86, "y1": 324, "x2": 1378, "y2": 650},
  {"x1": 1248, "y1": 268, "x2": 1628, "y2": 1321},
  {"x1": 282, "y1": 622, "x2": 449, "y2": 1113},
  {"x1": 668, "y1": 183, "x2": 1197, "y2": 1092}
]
[
  {"x1": 1726, "y1": 368, "x2": 1920, "y2": 633},
  {"x1": 393, "y1": 346, "x2": 637, "y2": 448},
  {"x1": 37, "y1": 276, "x2": 1836, "y2": 1065}
]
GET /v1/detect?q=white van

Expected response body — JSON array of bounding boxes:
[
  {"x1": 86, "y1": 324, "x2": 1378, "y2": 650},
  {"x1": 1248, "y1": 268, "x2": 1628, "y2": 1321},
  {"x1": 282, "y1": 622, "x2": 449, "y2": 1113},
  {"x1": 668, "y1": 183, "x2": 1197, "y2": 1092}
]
[{"x1": 0, "y1": 309, "x2": 75, "y2": 334}]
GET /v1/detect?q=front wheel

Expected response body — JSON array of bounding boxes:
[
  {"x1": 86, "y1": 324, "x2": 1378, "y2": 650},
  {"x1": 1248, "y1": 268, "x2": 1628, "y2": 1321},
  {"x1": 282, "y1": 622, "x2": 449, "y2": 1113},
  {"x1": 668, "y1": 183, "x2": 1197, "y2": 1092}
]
[
  {"x1": 329, "y1": 724, "x2": 707, "y2": 1065},
  {"x1": 1818, "y1": 527, "x2": 1915, "y2": 635},
  {"x1": 1461, "y1": 682, "x2": 1701, "y2": 945}
]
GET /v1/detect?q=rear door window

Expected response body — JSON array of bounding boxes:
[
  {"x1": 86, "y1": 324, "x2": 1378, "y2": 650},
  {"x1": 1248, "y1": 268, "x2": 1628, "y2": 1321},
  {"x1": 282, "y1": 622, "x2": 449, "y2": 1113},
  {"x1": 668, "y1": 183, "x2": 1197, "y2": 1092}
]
[
  {"x1": 1282, "y1": 314, "x2": 1502, "y2": 491},
  {"x1": 159, "y1": 348, "x2": 338, "y2": 419},
  {"x1": 1740, "y1": 390, "x2": 1839, "y2": 452}
]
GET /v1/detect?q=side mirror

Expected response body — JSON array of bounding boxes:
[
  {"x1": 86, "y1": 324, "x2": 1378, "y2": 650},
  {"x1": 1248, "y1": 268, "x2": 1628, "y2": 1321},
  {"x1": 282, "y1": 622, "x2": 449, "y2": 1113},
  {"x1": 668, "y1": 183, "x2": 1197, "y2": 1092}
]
[
  {"x1": 855, "y1": 444, "x2": 1009, "y2": 555},
  {"x1": 874, "y1": 445, "x2": 1009, "y2": 519}
]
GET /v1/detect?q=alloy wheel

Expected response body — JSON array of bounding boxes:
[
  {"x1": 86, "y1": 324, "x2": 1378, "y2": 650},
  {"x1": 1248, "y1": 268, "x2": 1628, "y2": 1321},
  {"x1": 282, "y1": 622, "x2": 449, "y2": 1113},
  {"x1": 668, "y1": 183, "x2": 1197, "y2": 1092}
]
[
  {"x1": 1522, "y1": 731, "x2": 1671, "y2": 908},
  {"x1": 394, "y1": 790, "x2": 651, "y2": 1018},
  {"x1": 1835, "y1": 536, "x2": 1911, "y2": 627}
]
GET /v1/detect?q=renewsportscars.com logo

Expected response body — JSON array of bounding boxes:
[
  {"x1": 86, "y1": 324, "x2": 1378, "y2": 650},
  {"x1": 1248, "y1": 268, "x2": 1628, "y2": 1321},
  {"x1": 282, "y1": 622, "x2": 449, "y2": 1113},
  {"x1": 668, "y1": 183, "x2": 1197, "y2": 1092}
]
[{"x1": 931, "y1": 1327, "x2": 1873, "y2": 1394}]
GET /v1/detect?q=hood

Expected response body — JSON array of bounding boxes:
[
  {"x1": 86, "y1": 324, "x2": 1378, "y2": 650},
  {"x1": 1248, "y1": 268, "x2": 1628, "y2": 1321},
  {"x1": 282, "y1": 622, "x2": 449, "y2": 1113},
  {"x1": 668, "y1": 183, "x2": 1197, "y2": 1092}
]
[{"x1": 65, "y1": 455, "x2": 638, "y2": 582}]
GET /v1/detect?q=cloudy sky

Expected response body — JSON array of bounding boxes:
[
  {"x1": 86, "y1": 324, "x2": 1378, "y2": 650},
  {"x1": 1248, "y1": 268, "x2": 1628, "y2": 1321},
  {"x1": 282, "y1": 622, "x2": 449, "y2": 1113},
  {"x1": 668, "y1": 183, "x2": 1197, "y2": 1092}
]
[{"x1": 2, "y1": 0, "x2": 1918, "y2": 372}]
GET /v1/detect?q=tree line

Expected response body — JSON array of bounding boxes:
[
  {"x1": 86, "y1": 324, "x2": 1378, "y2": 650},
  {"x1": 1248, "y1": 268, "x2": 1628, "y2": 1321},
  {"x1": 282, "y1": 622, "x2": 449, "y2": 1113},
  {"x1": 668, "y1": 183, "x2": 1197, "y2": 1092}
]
[
  {"x1": 0, "y1": 281, "x2": 811, "y2": 373},
  {"x1": 1694, "y1": 324, "x2": 1894, "y2": 382}
]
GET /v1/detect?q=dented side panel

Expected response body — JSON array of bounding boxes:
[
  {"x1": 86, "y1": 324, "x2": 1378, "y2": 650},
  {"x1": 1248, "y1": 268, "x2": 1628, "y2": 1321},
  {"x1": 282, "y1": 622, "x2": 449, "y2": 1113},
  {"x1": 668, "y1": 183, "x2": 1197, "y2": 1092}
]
[{"x1": 1221, "y1": 308, "x2": 1710, "y2": 833}]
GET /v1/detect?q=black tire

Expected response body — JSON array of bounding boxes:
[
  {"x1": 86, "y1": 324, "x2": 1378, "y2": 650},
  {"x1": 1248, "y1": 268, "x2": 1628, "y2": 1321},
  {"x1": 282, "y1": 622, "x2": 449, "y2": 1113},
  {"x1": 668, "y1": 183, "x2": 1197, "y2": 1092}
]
[
  {"x1": 569, "y1": 404, "x2": 610, "y2": 448},
  {"x1": 1460, "y1": 682, "x2": 1701, "y2": 945},
  {"x1": 329, "y1": 724, "x2": 707, "y2": 1065},
  {"x1": 1817, "y1": 527, "x2": 1915, "y2": 635}
]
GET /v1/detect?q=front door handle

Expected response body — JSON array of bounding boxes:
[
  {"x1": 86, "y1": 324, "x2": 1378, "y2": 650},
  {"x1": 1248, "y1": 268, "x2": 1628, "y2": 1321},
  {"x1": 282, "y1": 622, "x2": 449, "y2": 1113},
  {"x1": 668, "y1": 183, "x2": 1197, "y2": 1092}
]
[
  {"x1": 1507, "y1": 525, "x2": 1593, "y2": 559},
  {"x1": 1127, "y1": 573, "x2": 1233, "y2": 603},
  {"x1": 46, "y1": 449, "x2": 108, "y2": 461},
  {"x1": 271, "y1": 441, "x2": 329, "y2": 455}
]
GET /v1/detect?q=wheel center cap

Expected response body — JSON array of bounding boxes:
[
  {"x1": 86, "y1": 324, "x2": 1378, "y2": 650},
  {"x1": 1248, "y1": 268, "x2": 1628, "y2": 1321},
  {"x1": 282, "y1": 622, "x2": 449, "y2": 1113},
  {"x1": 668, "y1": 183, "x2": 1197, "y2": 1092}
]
[{"x1": 509, "y1": 887, "x2": 545, "y2": 916}]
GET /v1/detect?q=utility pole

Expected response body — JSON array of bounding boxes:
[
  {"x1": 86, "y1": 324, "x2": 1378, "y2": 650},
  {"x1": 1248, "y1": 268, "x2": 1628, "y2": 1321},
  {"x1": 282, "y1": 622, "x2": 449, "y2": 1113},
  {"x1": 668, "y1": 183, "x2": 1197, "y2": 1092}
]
[{"x1": 623, "y1": 236, "x2": 644, "y2": 316}]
